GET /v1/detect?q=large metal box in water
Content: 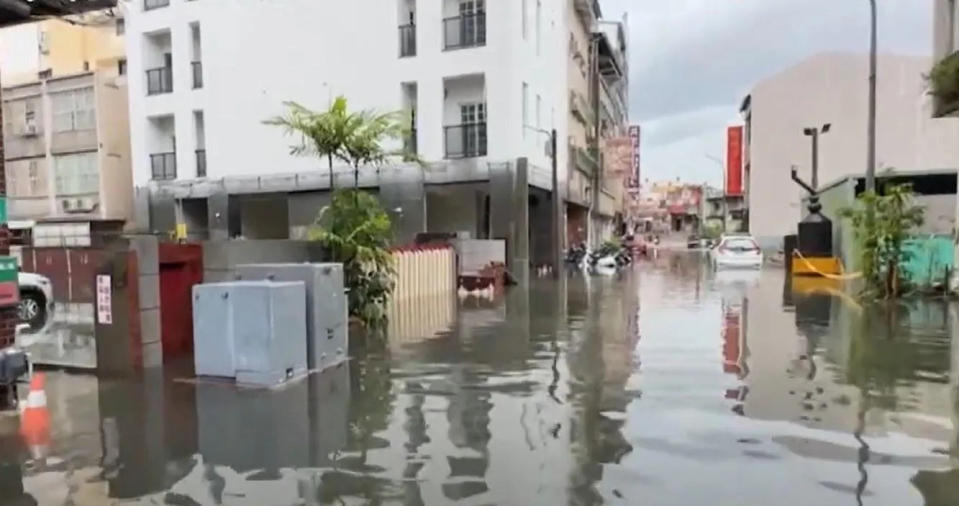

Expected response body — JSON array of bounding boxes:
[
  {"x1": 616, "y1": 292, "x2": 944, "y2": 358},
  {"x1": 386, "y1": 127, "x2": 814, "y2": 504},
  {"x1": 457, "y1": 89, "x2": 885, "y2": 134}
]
[
  {"x1": 236, "y1": 263, "x2": 347, "y2": 372},
  {"x1": 192, "y1": 281, "x2": 308, "y2": 386}
]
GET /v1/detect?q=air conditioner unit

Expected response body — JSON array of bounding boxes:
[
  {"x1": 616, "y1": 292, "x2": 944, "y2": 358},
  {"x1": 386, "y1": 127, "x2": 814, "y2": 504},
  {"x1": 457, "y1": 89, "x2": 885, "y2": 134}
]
[{"x1": 61, "y1": 199, "x2": 72, "y2": 211}]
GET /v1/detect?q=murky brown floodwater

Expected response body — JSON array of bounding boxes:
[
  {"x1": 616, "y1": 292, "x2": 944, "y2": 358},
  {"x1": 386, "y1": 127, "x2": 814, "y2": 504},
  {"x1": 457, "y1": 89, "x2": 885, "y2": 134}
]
[{"x1": 1, "y1": 250, "x2": 958, "y2": 505}]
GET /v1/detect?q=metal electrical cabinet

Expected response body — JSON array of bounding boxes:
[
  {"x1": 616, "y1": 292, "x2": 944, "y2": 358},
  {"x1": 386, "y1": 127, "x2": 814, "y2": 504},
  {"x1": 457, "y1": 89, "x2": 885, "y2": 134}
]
[
  {"x1": 192, "y1": 281, "x2": 308, "y2": 386},
  {"x1": 237, "y1": 263, "x2": 347, "y2": 372},
  {"x1": 192, "y1": 282, "x2": 237, "y2": 378}
]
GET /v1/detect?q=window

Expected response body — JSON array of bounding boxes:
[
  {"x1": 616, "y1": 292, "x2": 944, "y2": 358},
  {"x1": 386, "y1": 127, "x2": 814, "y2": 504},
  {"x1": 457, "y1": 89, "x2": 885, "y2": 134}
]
[
  {"x1": 536, "y1": 94, "x2": 542, "y2": 129},
  {"x1": 54, "y1": 152, "x2": 99, "y2": 195},
  {"x1": 118, "y1": 58, "x2": 127, "y2": 76},
  {"x1": 52, "y1": 88, "x2": 95, "y2": 133},
  {"x1": 536, "y1": 0, "x2": 541, "y2": 56},
  {"x1": 461, "y1": 102, "x2": 486, "y2": 124},
  {"x1": 522, "y1": 82, "x2": 529, "y2": 135},
  {"x1": 116, "y1": 18, "x2": 125, "y2": 36},
  {"x1": 28, "y1": 160, "x2": 41, "y2": 196},
  {"x1": 38, "y1": 69, "x2": 52, "y2": 80},
  {"x1": 522, "y1": 0, "x2": 528, "y2": 39}
]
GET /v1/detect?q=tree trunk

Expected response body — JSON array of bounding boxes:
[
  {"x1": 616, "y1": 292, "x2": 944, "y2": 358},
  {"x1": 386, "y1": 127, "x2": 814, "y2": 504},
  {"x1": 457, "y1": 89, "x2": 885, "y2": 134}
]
[
  {"x1": 328, "y1": 154, "x2": 334, "y2": 190},
  {"x1": 354, "y1": 164, "x2": 359, "y2": 189}
]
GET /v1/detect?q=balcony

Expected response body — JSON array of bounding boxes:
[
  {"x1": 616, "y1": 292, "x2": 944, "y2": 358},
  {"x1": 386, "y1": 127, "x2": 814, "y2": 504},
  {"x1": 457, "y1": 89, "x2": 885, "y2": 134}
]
[
  {"x1": 151, "y1": 152, "x2": 176, "y2": 180},
  {"x1": 569, "y1": 91, "x2": 593, "y2": 128},
  {"x1": 930, "y1": 51, "x2": 959, "y2": 117},
  {"x1": 573, "y1": 146, "x2": 598, "y2": 176},
  {"x1": 443, "y1": 12, "x2": 486, "y2": 50},
  {"x1": 144, "y1": 0, "x2": 170, "y2": 11},
  {"x1": 192, "y1": 61, "x2": 203, "y2": 89},
  {"x1": 146, "y1": 67, "x2": 173, "y2": 95},
  {"x1": 444, "y1": 123, "x2": 487, "y2": 159},
  {"x1": 195, "y1": 149, "x2": 206, "y2": 177},
  {"x1": 399, "y1": 24, "x2": 416, "y2": 57}
]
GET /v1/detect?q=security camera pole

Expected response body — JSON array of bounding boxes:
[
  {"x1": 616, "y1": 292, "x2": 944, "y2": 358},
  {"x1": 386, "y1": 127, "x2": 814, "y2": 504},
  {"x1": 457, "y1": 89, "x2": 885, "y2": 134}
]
[{"x1": 803, "y1": 123, "x2": 831, "y2": 191}]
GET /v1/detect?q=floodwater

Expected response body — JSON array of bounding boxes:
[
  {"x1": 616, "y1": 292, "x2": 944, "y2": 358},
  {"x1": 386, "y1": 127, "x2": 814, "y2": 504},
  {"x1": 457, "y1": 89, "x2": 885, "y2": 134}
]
[{"x1": 2, "y1": 250, "x2": 958, "y2": 505}]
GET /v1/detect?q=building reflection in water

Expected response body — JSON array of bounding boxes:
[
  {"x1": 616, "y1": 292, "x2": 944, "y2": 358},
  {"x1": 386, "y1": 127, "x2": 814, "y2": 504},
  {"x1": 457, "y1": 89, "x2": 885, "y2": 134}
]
[{"x1": 761, "y1": 273, "x2": 959, "y2": 503}]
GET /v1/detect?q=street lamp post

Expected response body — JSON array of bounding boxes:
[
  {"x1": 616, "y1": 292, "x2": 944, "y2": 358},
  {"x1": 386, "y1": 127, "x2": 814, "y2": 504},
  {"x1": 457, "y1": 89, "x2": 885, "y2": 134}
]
[
  {"x1": 803, "y1": 123, "x2": 831, "y2": 191},
  {"x1": 866, "y1": 0, "x2": 877, "y2": 192}
]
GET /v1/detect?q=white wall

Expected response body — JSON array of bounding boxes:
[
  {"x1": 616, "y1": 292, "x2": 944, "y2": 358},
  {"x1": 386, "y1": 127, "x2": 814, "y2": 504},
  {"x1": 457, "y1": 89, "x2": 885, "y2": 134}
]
[
  {"x1": 0, "y1": 23, "x2": 40, "y2": 86},
  {"x1": 443, "y1": 75, "x2": 485, "y2": 126},
  {"x1": 747, "y1": 53, "x2": 959, "y2": 244},
  {"x1": 126, "y1": 0, "x2": 569, "y2": 188}
]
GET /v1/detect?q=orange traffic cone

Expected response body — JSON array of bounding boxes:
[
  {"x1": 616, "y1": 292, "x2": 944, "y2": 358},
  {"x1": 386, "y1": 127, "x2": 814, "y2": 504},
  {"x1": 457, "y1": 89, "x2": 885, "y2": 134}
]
[{"x1": 19, "y1": 373, "x2": 50, "y2": 460}]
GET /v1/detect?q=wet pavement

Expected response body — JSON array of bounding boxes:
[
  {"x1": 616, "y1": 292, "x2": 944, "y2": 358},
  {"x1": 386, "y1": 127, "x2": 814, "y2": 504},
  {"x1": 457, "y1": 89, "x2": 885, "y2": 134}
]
[{"x1": 1, "y1": 250, "x2": 958, "y2": 505}]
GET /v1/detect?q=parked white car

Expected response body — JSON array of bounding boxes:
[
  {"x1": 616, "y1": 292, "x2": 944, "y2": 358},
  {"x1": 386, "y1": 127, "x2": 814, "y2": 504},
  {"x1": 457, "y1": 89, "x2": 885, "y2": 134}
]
[
  {"x1": 18, "y1": 272, "x2": 54, "y2": 329},
  {"x1": 710, "y1": 235, "x2": 763, "y2": 270}
]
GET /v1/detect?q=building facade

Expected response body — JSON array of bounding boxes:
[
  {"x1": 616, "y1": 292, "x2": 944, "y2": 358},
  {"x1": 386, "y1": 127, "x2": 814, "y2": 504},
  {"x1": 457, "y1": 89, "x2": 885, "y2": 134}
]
[
  {"x1": 0, "y1": 11, "x2": 132, "y2": 226},
  {"x1": 125, "y1": 0, "x2": 628, "y2": 251},
  {"x1": 741, "y1": 52, "x2": 959, "y2": 248}
]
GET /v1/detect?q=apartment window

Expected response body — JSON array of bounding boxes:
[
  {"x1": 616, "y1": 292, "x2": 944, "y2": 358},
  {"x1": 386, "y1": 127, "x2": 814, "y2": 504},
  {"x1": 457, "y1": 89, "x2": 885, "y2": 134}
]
[
  {"x1": 116, "y1": 18, "x2": 125, "y2": 35},
  {"x1": 52, "y1": 88, "x2": 95, "y2": 132},
  {"x1": 536, "y1": 94, "x2": 542, "y2": 129},
  {"x1": 28, "y1": 161, "x2": 41, "y2": 196},
  {"x1": 118, "y1": 58, "x2": 127, "y2": 76},
  {"x1": 54, "y1": 152, "x2": 99, "y2": 195},
  {"x1": 522, "y1": 0, "x2": 528, "y2": 39},
  {"x1": 522, "y1": 83, "x2": 529, "y2": 135},
  {"x1": 38, "y1": 69, "x2": 52, "y2": 80},
  {"x1": 536, "y1": 0, "x2": 541, "y2": 56},
  {"x1": 144, "y1": 0, "x2": 170, "y2": 11},
  {"x1": 461, "y1": 102, "x2": 487, "y2": 157}
]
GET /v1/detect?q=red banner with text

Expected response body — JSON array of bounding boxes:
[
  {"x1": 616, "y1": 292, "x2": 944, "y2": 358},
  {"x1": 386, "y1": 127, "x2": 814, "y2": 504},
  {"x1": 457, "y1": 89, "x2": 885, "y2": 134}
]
[{"x1": 726, "y1": 126, "x2": 744, "y2": 196}]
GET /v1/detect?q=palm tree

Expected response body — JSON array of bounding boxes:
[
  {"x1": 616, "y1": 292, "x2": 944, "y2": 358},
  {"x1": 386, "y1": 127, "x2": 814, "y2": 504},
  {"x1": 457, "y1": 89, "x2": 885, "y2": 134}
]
[
  {"x1": 339, "y1": 109, "x2": 408, "y2": 188},
  {"x1": 266, "y1": 97, "x2": 413, "y2": 190},
  {"x1": 264, "y1": 97, "x2": 352, "y2": 189}
]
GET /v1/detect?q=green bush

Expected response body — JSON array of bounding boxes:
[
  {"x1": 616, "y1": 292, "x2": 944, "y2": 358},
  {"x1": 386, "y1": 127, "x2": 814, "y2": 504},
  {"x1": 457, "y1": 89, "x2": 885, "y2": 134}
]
[
  {"x1": 928, "y1": 56, "x2": 959, "y2": 112},
  {"x1": 840, "y1": 183, "x2": 924, "y2": 299},
  {"x1": 310, "y1": 189, "x2": 394, "y2": 329}
]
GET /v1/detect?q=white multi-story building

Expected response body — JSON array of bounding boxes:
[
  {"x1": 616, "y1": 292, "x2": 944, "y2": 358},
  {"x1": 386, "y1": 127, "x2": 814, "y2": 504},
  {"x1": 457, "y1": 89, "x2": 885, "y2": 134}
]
[{"x1": 125, "y1": 0, "x2": 627, "y2": 267}]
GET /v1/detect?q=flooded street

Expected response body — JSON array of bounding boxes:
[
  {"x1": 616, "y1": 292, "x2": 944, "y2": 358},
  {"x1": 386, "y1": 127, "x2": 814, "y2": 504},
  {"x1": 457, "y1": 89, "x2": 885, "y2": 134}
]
[{"x1": 2, "y1": 251, "x2": 958, "y2": 505}]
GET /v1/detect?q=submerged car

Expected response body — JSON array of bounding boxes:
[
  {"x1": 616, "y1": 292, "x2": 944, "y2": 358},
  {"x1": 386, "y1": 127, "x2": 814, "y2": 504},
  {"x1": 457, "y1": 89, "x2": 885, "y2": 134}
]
[
  {"x1": 18, "y1": 271, "x2": 53, "y2": 329},
  {"x1": 710, "y1": 235, "x2": 763, "y2": 269}
]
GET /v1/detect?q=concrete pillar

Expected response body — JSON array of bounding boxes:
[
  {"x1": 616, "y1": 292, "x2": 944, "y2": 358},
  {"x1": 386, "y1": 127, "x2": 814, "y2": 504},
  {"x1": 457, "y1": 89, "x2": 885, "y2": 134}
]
[
  {"x1": 129, "y1": 235, "x2": 162, "y2": 368},
  {"x1": 379, "y1": 166, "x2": 426, "y2": 244},
  {"x1": 208, "y1": 191, "x2": 230, "y2": 240},
  {"x1": 490, "y1": 159, "x2": 530, "y2": 285}
]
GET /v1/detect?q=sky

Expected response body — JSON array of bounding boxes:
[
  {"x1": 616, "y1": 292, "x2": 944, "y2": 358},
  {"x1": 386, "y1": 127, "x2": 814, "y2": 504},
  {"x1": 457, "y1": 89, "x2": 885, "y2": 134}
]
[{"x1": 599, "y1": 0, "x2": 934, "y2": 187}]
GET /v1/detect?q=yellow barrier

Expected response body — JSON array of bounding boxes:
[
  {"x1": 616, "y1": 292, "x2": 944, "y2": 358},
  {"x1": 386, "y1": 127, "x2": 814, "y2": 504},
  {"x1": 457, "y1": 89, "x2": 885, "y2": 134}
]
[
  {"x1": 792, "y1": 250, "x2": 863, "y2": 280},
  {"x1": 389, "y1": 246, "x2": 456, "y2": 302}
]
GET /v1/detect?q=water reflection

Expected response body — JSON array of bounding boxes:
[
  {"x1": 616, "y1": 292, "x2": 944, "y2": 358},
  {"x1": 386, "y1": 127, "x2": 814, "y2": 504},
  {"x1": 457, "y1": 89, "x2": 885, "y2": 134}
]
[{"x1": 0, "y1": 253, "x2": 957, "y2": 505}]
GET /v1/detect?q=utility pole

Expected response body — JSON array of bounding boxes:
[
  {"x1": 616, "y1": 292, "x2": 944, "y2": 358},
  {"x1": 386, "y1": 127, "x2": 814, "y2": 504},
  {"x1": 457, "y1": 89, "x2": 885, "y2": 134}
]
[
  {"x1": 589, "y1": 33, "x2": 601, "y2": 247},
  {"x1": 866, "y1": 0, "x2": 877, "y2": 192}
]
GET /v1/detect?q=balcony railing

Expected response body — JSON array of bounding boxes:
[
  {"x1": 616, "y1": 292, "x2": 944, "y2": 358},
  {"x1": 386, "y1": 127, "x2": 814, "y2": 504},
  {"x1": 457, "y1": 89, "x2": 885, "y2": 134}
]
[
  {"x1": 144, "y1": 0, "x2": 170, "y2": 11},
  {"x1": 146, "y1": 67, "x2": 173, "y2": 95},
  {"x1": 574, "y1": 146, "x2": 598, "y2": 175},
  {"x1": 399, "y1": 24, "x2": 416, "y2": 57},
  {"x1": 151, "y1": 152, "x2": 176, "y2": 180},
  {"x1": 192, "y1": 61, "x2": 203, "y2": 89},
  {"x1": 195, "y1": 149, "x2": 206, "y2": 177},
  {"x1": 444, "y1": 123, "x2": 487, "y2": 159},
  {"x1": 443, "y1": 12, "x2": 486, "y2": 50}
]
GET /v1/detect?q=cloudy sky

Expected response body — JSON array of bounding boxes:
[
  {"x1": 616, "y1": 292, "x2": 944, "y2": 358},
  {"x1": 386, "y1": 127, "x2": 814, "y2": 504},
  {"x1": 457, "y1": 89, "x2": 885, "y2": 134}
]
[{"x1": 599, "y1": 0, "x2": 933, "y2": 186}]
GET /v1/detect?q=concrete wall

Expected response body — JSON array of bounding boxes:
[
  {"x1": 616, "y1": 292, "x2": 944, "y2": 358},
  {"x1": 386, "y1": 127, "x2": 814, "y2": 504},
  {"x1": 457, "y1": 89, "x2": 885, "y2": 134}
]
[
  {"x1": 239, "y1": 194, "x2": 289, "y2": 239},
  {"x1": 95, "y1": 68, "x2": 133, "y2": 224},
  {"x1": 202, "y1": 240, "x2": 325, "y2": 283},
  {"x1": 747, "y1": 53, "x2": 959, "y2": 246},
  {"x1": 126, "y1": 0, "x2": 569, "y2": 188},
  {"x1": 426, "y1": 183, "x2": 484, "y2": 237}
]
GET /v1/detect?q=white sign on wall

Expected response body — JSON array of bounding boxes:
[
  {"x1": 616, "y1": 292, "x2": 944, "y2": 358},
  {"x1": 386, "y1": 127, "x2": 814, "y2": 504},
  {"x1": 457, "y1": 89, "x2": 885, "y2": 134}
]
[{"x1": 96, "y1": 275, "x2": 112, "y2": 325}]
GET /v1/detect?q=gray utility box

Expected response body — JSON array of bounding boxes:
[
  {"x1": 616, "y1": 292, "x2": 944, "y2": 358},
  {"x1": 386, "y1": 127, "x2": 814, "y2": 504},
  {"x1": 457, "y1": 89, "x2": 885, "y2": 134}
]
[
  {"x1": 193, "y1": 281, "x2": 308, "y2": 386},
  {"x1": 237, "y1": 263, "x2": 347, "y2": 372}
]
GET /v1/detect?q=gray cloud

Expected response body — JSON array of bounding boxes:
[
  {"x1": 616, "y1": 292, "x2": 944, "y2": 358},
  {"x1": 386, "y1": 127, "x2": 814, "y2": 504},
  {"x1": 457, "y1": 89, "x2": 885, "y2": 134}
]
[{"x1": 599, "y1": 0, "x2": 933, "y2": 184}]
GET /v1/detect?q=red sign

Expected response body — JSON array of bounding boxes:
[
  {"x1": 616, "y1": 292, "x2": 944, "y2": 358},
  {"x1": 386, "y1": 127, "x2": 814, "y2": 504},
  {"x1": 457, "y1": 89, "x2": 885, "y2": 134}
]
[
  {"x1": 726, "y1": 126, "x2": 744, "y2": 196},
  {"x1": 628, "y1": 125, "x2": 641, "y2": 189}
]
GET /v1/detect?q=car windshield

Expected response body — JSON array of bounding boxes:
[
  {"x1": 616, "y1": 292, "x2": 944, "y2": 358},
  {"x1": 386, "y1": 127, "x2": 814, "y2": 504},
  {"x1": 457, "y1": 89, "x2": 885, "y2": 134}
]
[{"x1": 722, "y1": 238, "x2": 758, "y2": 251}]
